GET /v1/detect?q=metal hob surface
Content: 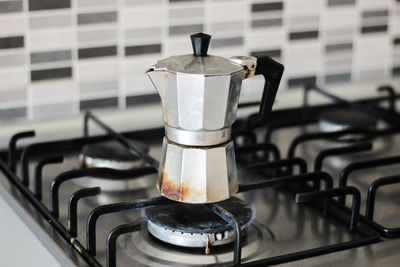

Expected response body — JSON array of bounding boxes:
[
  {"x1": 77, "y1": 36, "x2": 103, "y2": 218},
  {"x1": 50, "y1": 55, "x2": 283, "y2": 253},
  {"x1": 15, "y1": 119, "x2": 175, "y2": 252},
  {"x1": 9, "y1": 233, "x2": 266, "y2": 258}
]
[{"x1": 0, "y1": 133, "x2": 367, "y2": 267}]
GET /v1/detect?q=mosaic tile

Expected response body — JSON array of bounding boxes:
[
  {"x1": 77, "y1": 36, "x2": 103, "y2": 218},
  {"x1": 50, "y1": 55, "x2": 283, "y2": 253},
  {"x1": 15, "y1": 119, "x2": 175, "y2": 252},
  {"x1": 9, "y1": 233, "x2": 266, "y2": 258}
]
[
  {"x1": 0, "y1": 36, "x2": 24, "y2": 49},
  {"x1": 31, "y1": 50, "x2": 71, "y2": 64},
  {"x1": 0, "y1": 1, "x2": 23, "y2": 13},
  {"x1": 29, "y1": 0, "x2": 70, "y2": 11},
  {"x1": 31, "y1": 67, "x2": 72, "y2": 81}
]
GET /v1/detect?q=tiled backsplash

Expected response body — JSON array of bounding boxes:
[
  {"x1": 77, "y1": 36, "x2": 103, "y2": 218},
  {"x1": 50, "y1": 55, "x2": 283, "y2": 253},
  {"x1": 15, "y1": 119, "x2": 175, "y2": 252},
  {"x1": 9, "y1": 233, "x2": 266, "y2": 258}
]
[{"x1": 0, "y1": 0, "x2": 399, "y2": 121}]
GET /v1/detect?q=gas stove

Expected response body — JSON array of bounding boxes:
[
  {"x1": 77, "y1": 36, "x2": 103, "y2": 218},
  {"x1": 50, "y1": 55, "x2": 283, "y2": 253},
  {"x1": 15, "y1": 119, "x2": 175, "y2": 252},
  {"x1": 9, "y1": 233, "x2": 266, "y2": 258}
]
[{"x1": 0, "y1": 84, "x2": 400, "y2": 266}]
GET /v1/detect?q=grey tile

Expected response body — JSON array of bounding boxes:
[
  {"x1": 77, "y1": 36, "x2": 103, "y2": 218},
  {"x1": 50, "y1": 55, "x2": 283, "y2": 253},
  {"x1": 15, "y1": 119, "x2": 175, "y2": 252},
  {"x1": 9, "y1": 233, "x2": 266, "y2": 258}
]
[
  {"x1": 31, "y1": 50, "x2": 71, "y2": 64},
  {"x1": 252, "y1": 2, "x2": 283, "y2": 12},
  {"x1": 361, "y1": 25, "x2": 387, "y2": 34},
  {"x1": 289, "y1": 30, "x2": 319, "y2": 41},
  {"x1": 211, "y1": 21, "x2": 244, "y2": 32},
  {"x1": 78, "y1": 46, "x2": 117, "y2": 59},
  {"x1": 29, "y1": 0, "x2": 70, "y2": 11},
  {"x1": 78, "y1": 11, "x2": 117, "y2": 25},
  {"x1": 0, "y1": 107, "x2": 26, "y2": 120},
  {"x1": 0, "y1": 53, "x2": 25, "y2": 67},
  {"x1": 31, "y1": 67, "x2": 72, "y2": 81},
  {"x1": 125, "y1": 44, "x2": 161, "y2": 56},
  {"x1": 0, "y1": 1, "x2": 23, "y2": 13},
  {"x1": 0, "y1": 88, "x2": 26, "y2": 103},
  {"x1": 0, "y1": 36, "x2": 24, "y2": 49},
  {"x1": 211, "y1": 37, "x2": 243, "y2": 48},
  {"x1": 393, "y1": 66, "x2": 400, "y2": 77},
  {"x1": 125, "y1": 27, "x2": 162, "y2": 40},
  {"x1": 394, "y1": 37, "x2": 400, "y2": 45},
  {"x1": 126, "y1": 94, "x2": 160, "y2": 107},
  {"x1": 327, "y1": 0, "x2": 355, "y2": 6},
  {"x1": 326, "y1": 43, "x2": 353, "y2": 52},
  {"x1": 80, "y1": 97, "x2": 118, "y2": 110},
  {"x1": 251, "y1": 49, "x2": 281, "y2": 58},
  {"x1": 78, "y1": 28, "x2": 117, "y2": 44},
  {"x1": 30, "y1": 14, "x2": 71, "y2": 29},
  {"x1": 325, "y1": 73, "x2": 351, "y2": 84},
  {"x1": 170, "y1": 0, "x2": 203, "y2": 2},
  {"x1": 33, "y1": 102, "x2": 75, "y2": 119},
  {"x1": 287, "y1": 75, "x2": 316, "y2": 88},
  {"x1": 251, "y1": 18, "x2": 282, "y2": 28},
  {"x1": 80, "y1": 80, "x2": 118, "y2": 95},
  {"x1": 125, "y1": 0, "x2": 161, "y2": 5},
  {"x1": 169, "y1": 7, "x2": 204, "y2": 19},
  {"x1": 362, "y1": 10, "x2": 388, "y2": 18},
  {"x1": 169, "y1": 24, "x2": 203, "y2": 36}
]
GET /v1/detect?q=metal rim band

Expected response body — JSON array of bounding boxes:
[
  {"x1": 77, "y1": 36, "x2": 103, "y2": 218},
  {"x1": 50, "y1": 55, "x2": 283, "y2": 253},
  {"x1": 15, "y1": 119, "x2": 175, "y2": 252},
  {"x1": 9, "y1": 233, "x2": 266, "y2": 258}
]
[{"x1": 165, "y1": 125, "x2": 231, "y2": 146}]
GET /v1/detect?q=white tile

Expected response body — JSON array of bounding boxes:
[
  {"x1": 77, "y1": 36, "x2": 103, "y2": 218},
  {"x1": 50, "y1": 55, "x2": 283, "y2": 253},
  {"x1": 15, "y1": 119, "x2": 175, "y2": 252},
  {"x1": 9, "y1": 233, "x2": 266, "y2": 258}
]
[
  {"x1": 209, "y1": 2, "x2": 247, "y2": 22},
  {"x1": 0, "y1": 69, "x2": 27, "y2": 90},
  {"x1": 30, "y1": 30, "x2": 76, "y2": 50},
  {"x1": 78, "y1": 58, "x2": 119, "y2": 81},
  {"x1": 31, "y1": 79, "x2": 75, "y2": 104},
  {"x1": 0, "y1": 15, "x2": 24, "y2": 35},
  {"x1": 122, "y1": 7, "x2": 164, "y2": 27}
]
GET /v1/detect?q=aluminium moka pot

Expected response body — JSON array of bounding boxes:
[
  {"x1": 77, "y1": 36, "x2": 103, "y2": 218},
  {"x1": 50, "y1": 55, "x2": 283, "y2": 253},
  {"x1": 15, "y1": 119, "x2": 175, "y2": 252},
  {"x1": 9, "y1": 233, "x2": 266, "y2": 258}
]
[{"x1": 146, "y1": 33, "x2": 284, "y2": 204}]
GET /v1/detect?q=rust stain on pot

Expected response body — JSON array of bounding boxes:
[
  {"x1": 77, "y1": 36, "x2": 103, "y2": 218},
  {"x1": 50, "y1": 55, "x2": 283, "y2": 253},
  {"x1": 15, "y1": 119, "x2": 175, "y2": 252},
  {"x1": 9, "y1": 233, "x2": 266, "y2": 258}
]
[{"x1": 160, "y1": 172, "x2": 204, "y2": 202}]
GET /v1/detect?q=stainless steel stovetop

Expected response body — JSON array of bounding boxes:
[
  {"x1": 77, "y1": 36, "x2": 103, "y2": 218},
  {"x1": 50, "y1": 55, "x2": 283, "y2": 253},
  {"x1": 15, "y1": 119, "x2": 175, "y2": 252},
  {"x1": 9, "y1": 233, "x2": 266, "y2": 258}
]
[{"x1": 0, "y1": 85, "x2": 400, "y2": 266}]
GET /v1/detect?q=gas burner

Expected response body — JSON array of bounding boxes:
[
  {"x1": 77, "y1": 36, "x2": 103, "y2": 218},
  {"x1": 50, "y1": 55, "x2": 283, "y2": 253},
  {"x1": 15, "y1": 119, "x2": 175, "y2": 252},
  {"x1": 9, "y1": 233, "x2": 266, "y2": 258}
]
[
  {"x1": 144, "y1": 197, "x2": 253, "y2": 248},
  {"x1": 80, "y1": 140, "x2": 147, "y2": 169},
  {"x1": 319, "y1": 108, "x2": 376, "y2": 141},
  {"x1": 120, "y1": 220, "x2": 272, "y2": 266},
  {"x1": 76, "y1": 140, "x2": 154, "y2": 191}
]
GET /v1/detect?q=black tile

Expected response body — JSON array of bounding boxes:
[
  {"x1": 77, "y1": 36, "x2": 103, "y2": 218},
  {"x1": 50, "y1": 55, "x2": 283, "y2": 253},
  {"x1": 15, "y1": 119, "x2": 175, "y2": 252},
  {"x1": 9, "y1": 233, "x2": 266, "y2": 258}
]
[
  {"x1": 31, "y1": 50, "x2": 71, "y2": 64},
  {"x1": 251, "y1": 49, "x2": 281, "y2": 58},
  {"x1": 169, "y1": 24, "x2": 203, "y2": 36},
  {"x1": 126, "y1": 94, "x2": 160, "y2": 107},
  {"x1": 78, "y1": 11, "x2": 117, "y2": 25},
  {"x1": 252, "y1": 2, "x2": 283, "y2": 12},
  {"x1": 78, "y1": 46, "x2": 117, "y2": 59},
  {"x1": 31, "y1": 67, "x2": 72, "y2": 81},
  {"x1": 0, "y1": 36, "x2": 24, "y2": 49},
  {"x1": 361, "y1": 25, "x2": 387, "y2": 34},
  {"x1": 327, "y1": 0, "x2": 355, "y2": 6},
  {"x1": 80, "y1": 97, "x2": 118, "y2": 110},
  {"x1": 325, "y1": 43, "x2": 353, "y2": 52},
  {"x1": 289, "y1": 30, "x2": 319, "y2": 40},
  {"x1": 251, "y1": 18, "x2": 282, "y2": 28},
  {"x1": 0, "y1": 1, "x2": 23, "y2": 13},
  {"x1": 325, "y1": 73, "x2": 351, "y2": 84},
  {"x1": 0, "y1": 107, "x2": 26, "y2": 120},
  {"x1": 287, "y1": 75, "x2": 316, "y2": 88},
  {"x1": 362, "y1": 10, "x2": 388, "y2": 18},
  {"x1": 394, "y1": 37, "x2": 400, "y2": 45},
  {"x1": 393, "y1": 66, "x2": 400, "y2": 77},
  {"x1": 29, "y1": 0, "x2": 70, "y2": 11},
  {"x1": 125, "y1": 44, "x2": 161, "y2": 56}
]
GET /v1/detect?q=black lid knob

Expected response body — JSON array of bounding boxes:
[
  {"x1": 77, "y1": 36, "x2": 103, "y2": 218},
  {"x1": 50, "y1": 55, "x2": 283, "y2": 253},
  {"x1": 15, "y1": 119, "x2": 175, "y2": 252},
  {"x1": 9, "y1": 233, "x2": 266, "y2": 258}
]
[{"x1": 190, "y1": 33, "x2": 211, "y2": 56}]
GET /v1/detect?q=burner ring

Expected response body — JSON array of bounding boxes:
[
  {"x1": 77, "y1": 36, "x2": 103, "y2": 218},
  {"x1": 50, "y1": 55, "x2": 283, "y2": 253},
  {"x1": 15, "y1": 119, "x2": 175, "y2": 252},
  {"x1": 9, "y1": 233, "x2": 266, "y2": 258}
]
[{"x1": 144, "y1": 197, "x2": 253, "y2": 248}]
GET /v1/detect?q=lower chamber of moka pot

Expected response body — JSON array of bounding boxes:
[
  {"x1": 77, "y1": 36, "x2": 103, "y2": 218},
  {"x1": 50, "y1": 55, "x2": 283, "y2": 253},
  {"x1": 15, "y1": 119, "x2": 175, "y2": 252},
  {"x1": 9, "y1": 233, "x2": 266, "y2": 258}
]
[{"x1": 157, "y1": 137, "x2": 238, "y2": 204}]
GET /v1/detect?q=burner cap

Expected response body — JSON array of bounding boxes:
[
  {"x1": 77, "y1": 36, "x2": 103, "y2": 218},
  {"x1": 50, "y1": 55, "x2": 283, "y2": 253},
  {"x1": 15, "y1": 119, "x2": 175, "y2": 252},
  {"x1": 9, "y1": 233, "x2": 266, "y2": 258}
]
[
  {"x1": 144, "y1": 197, "x2": 253, "y2": 248},
  {"x1": 76, "y1": 140, "x2": 154, "y2": 192},
  {"x1": 80, "y1": 140, "x2": 147, "y2": 170},
  {"x1": 319, "y1": 108, "x2": 376, "y2": 134}
]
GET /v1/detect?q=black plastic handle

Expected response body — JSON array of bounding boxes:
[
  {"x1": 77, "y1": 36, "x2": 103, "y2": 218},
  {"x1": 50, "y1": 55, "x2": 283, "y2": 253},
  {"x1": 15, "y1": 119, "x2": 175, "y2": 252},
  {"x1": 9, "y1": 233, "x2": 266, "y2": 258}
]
[{"x1": 247, "y1": 56, "x2": 284, "y2": 129}]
